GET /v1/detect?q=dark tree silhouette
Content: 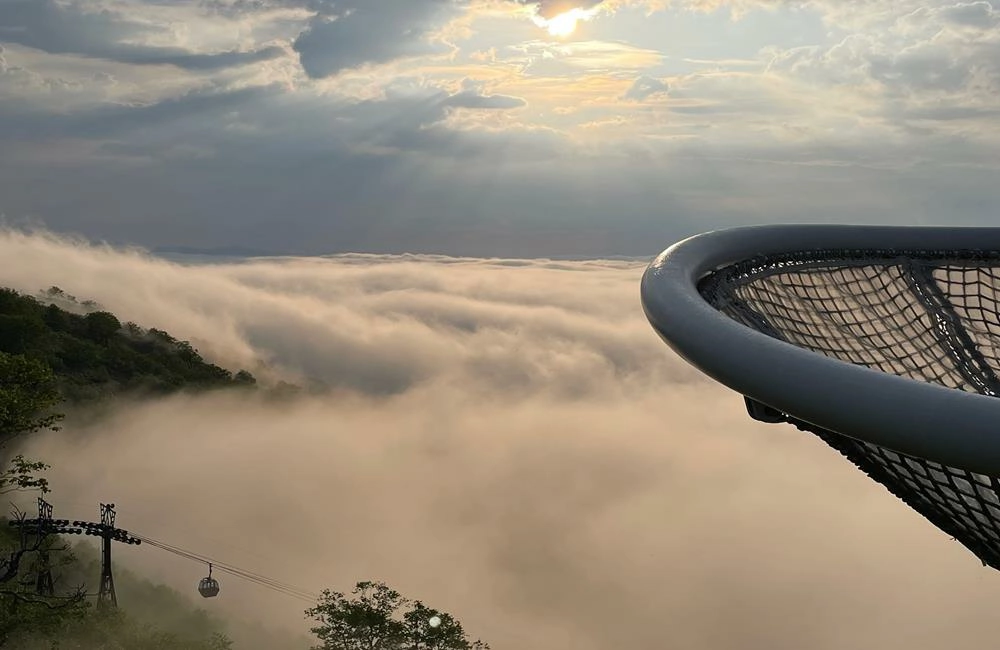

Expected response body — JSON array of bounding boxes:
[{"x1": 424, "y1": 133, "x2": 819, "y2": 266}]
[{"x1": 305, "y1": 581, "x2": 489, "y2": 650}]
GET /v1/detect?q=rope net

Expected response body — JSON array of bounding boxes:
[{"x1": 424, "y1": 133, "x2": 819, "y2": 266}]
[{"x1": 699, "y1": 249, "x2": 1000, "y2": 569}]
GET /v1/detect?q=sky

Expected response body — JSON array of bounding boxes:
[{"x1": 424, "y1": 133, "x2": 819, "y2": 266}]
[
  {"x1": 2, "y1": 0, "x2": 1000, "y2": 256},
  {"x1": 4, "y1": 230, "x2": 1000, "y2": 649}
]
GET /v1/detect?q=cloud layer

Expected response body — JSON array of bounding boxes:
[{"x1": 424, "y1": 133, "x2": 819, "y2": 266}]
[
  {"x1": 0, "y1": 0, "x2": 286, "y2": 69},
  {"x1": 3, "y1": 230, "x2": 1000, "y2": 649},
  {"x1": 2, "y1": 1, "x2": 1000, "y2": 256}
]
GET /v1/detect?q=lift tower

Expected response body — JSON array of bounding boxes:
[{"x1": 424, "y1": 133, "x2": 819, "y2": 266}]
[
  {"x1": 34, "y1": 497, "x2": 54, "y2": 596},
  {"x1": 94, "y1": 503, "x2": 140, "y2": 609},
  {"x1": 12, "y1": 501, "x2": 141, "y2": 608}
]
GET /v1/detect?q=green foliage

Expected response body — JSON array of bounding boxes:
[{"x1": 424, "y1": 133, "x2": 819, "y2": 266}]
[
  {"x1": 7, "y1": 606, "x2": 234, "y2": 650},
  {"x1": 401, "y1": 602, "x2": 485, "y2": 650},
  {"x1": 0, "y1": 518, "x2": 88, "y2": 646},
  {"x1": 83, "y1": 311, "x2": 121, "y2": 344},
  {"x1": 0, "y1": 350, "x2": 60, "y2": 496},
  {"x1": 0, "y1": 351, "x2": 63, "y2": 441},
  {"x1": 305, "y1": 582, "x2": 489, "y2": 650},
  {"x1": 0, "y1": 288, "x2": 257, "y2": 403},
  {"x1": 0, "y1": 456, "x2": 51, "y2": 495},
  {"x1": 0, "y1": 592, "x2": 90, "y2": 647}
]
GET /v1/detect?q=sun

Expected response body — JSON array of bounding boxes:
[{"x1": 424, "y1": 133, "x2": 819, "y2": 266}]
[
  {"x1": 545, "y1": 10, "x2": 581, "y2": 36},
  {"x1": 533, "y1": 8, "x2": 596, "y2": 37}
]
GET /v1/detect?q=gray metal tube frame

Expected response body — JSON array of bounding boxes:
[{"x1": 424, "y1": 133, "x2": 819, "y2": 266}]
[{"x1": 640, "y1": 224, "x2": 1000, "y2": 475}]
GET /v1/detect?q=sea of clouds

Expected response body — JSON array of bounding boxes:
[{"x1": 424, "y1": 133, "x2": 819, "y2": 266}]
[{"x1": 1, "y1": 228, "x2": 999, "y2": 649}]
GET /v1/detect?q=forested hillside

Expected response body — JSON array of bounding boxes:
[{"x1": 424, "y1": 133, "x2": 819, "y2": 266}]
[{"x1": 0, "y1": 287, "x2": 256, "y2": 402}]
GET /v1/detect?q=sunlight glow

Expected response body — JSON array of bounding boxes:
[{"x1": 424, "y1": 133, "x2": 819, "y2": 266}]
[{"x1": 533, "y1": 7, "x2": 598, "y2": 37}]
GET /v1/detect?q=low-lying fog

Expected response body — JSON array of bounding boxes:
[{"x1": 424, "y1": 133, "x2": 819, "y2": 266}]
[{"x1": 2, "y1": 228, "x2": 998, "y2": 649}]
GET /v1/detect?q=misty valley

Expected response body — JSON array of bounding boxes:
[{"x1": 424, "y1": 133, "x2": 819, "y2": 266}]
[
  {"x1": 0, "y1": 229, "x2": 995, "y2": 650},
  {"x1": 0, "y1": 284, "x2": 490, "y2": 649}
]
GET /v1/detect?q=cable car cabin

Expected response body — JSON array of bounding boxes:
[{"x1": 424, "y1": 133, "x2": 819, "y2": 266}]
[{"x1": 198, "y1": 576, "x2": 220, "y2": 598}]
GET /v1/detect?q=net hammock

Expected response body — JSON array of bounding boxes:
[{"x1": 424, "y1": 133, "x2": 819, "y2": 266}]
[{"x1": 699, "y1": 249, "x2": 1000, "y2": 569}]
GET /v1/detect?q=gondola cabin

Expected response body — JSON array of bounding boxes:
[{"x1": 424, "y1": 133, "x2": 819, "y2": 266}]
[{"x1": 198, "y1": 564, "x2": 220, "y2": 598}]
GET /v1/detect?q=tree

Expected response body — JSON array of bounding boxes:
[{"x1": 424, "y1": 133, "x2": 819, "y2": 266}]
[
  {"x1": 0, "y1": 457, "x2": 51, "y2": 496},
  {"x1": 83, "y1": 311, "x2": 121, "y2": 344},
  {"x1": 305, "y1": 582, "x2": 489, "y2": 650},
  {"x1": 402, "y1": 602, "x2": 489, "y2": 650},
  {"x1": 0, "y1": 351, "x2": 70, "y2": 609},
  {"x1": 0, "y1": 351, "x2": 62, "y2": 499},
  {"x1": 0, "y1": 352, "x2": 63, "y2": 443},
  {"x1": 306, "y1": 582, "x2": 406, "y2": 650},
  {"x1": 5, "y1": 604, "x2": 233, "y2": 650},
  {"x1": 0, "y1": 512, "x2": 88, "y2": 646},
  {"x1": 0, "y1": 315, "x2": 46, "y2": 355}
]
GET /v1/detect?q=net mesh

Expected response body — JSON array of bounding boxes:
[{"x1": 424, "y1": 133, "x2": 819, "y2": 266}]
[{"x1": 699, "y1": 249, "x2": 1000, "y2": 569}]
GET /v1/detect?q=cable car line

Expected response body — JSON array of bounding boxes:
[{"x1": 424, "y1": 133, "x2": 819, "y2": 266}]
[
  {"x1": 128, "y1": 531, "x2": 319, "y2": 602},
  {"x1": 135, "y1": 536, "x2": 317, "y2": 601},
  {"x1": 20, "y1": 500, "x2": 319, "y2": 604},
  {"x1": 133, "y1": 534, "x2": 316, "y2": 600},
  {"x1": 137, "y1": 537, "x2": 316, "y2": 602}
]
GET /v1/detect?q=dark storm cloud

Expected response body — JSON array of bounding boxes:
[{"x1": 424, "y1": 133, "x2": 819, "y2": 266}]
[
  {"x1": 0, "y1": 0, "x2": 284, "y2": 70},
  {"x1": 291, "y1": 0, "x2": 468, "y2": 78}
]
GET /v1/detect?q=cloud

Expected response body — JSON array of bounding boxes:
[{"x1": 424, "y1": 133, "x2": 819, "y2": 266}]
[
  {"x1": 292, "y1": 0, "x2": 469, "y2": 78},
  {"x1": 0, "y1": 229, "x2": 679, "y2": 396},
  {"x1": 0, "y1": 0, "x2": 286, "y2": 70},
  {"x1": 444, "y1": 88, "x2": 526, "y2": 109},
  {"x1": 766, "y1": 1, "x2": 1000, "y2": 113},
  {"x1": 622, "y1": 74, "x2": 668, "y2": 101},
  {"x1": 4, "y1": 229, "x2": 1000, "y2": 649},
  {"x1": 4, "y1": 0, "x2": 1000, "y2": 258},
  {"x1": 0, "y1": 72, "x2": 705, "y2": 257},
  {"x1": 520, "y1": 0, "x2": 608, "y2": 19},
  {"x1": 940, "y1": 1, "x2": 1000, "y2": 28}
]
